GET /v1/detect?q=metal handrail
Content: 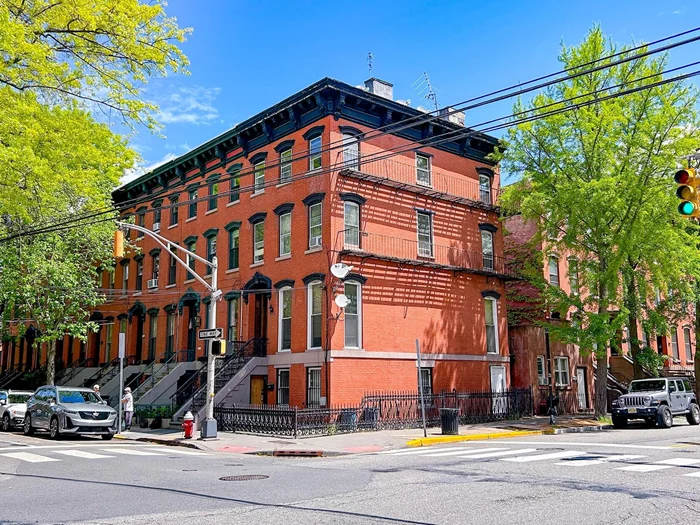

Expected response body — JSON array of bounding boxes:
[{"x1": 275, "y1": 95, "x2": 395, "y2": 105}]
[
  {"x1": 131, "y1": 352, "x2": 179, "y2": 401},
  {"x1": 0, "y1": 364, "x2": 23, "y2": 389},
  {"x1": 56, "y1": 358, "x2": 89, "y2": 385},
  {"x1": 82, "y1": 358, "x2": 120, "y2": 388},
  {"x1": 123, "y1": 350, "x2": 171, "y2": 392}
]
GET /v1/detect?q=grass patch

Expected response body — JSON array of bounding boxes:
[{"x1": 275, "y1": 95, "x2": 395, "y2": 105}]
[{"x1": 597, "y1": 415, "x2": 612, "y2": 425}]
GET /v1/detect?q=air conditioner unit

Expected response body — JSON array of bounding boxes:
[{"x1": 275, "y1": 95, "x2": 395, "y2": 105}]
[
  {"x1": 310, "y1": 236, "x2": 322, "y2": 248},
  {"x1": 538, "y1": 377, "x2": 548, "y2": 386},
  {"x1": 147, "y1": 278, "x2": 159, "y2": 289},
  {"x1": 152, "y1": 222, "x2": 160, "y2": 232}
]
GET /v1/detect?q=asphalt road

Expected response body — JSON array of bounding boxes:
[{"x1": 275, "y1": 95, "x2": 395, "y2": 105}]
[{"x1": 2, "y1": 419, "x2": 700, "y2": 525}]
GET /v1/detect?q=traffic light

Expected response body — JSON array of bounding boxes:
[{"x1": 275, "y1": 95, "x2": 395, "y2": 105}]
[
  {"x1": 675, "y1": 168, "x2": 699, "y2": 217},
  {"x1": 211, "y1": 339, "x2": 226, "y2": 357},
  {"x1": 113, "y1": 230, "x2": 124, "y2": 258}
]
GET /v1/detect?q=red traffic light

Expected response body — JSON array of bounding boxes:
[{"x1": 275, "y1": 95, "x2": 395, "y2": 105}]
[{"x1": 675, "y1": 169, "x2": 695, "y2": 184}]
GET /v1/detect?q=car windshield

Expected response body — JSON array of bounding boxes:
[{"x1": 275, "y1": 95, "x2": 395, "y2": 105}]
[
  {"x1": 629, "y1": 380, "x2": 666, "y2": 393},
  {"x1": 58, "y1": 390, "x2": 101, "y2": 404},
  {"x1": 8, "y1": 394, "x2": 31, "y2": 404}
]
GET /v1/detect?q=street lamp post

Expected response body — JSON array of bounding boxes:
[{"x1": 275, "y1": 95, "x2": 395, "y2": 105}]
[{"x1": 115, "y1": 222, "x2": 221, "y2": 438}]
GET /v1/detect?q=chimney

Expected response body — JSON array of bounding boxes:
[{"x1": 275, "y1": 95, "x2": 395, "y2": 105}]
[
  {"x1": 364, "y1": 78, "x2": 393, "y2": 100},
  {"x1": 439, "y1": 108, "x2": 465, "y2": 126}
]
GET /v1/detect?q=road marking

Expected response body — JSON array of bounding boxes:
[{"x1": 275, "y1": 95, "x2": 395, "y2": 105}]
[
  {"x1": 503, "y1": 451, "x2": 583, "y2": 463},
  {"x1": 456, "y1": 440, "x2": 673, "y2": 451},
  {"x1": 141, "y1": 447, "x2": 209, "y2": 456},
  {"x1": 655, "y1": 458, "x2": 700, "y2": 466},
  {"x1": 459, "y1": 448, "x2": 539, "y2": 459},
  {"x1": 556, "y1": 454, "x2": 645, "y2": 467},
  {"x1": 0, "y1": 452, "x2": 61, "y2": 463},
  {"x1": 54, "y1": 450, "x2": 115, "y2": 459},
  {"x1": 421, "y1": 448, "x2": 507, "y2": 457},
  {"x1": 100, "y1": 448, "x2": 166, "y2": 456},
  {"x1": 0, "y1": 443, "x2": 155, "y2": 452},
  {"x1": 683, "y1": 472, "x2": 700, "y2": 477},
  {"x1": 380, "y1": 447, "x2": 463, "y2": 456},
  {"x1": 616, "y1": 464, "x2": 673, "y2": 472}
]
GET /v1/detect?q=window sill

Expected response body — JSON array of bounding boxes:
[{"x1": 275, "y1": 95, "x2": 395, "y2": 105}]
[
  {"x1": 250, "y1": 261, "x2": 264, "y2": 268},
  {"x1": 306, "y1": 347, "x2": 322, "y2": 352},
  {"x1": 185, "y1": 217, "x2": 197, "y2": 223},
  {"x1": 165, "y1": 284, "x2": 177, "y2": 289},
  {"x1": 183, "y1": 278, "x2": 195, "y2": 284},
  {"x1": 343, "y1": 346, "x2": 364, "y2": 351},
  {"x1": 168, "y1": 223, "x2": 179, "y2": 230},
  {"x1": 225, "y1": 268, "x2": 240, "y2": 274},
  {"x1": 305, "y1": 246, "x2": 323, "y2": 255},
  {"x1": 278, "y1": 349, "x2": 291, "y2": 353},
  {"x1": 205, "y1": 208, "x2": 218, "y2": 216},
  {"x1": 226, "y1": 200, "x2": 240, "y2": 208},
  {"x1": 133, "y1": 291, "x2": 142, "y2": 296},
  {"x1": 119, "y1": 294, "x2": 128, "y2": 299},
  {"x1": 251, "y1": 190, "x2": 265, "y2": 199},
  {"x1": 276, "y1": 181, "x2": 292, "y2": 189},
  {"x1": 275, "y1": 254, "x2": 292, "y2": 262}
]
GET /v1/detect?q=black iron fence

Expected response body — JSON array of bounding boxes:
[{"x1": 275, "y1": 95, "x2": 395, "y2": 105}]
[{"x1": 214, "y1": 388, "x2": 533, "y2": 438}]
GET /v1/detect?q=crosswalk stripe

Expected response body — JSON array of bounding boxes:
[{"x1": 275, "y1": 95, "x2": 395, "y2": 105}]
[
  {"x1": 655, "y1": 458, "x2": 700, "y2": 466},
  {"x1": 54, "y1": 450, "x2": 115, "y2": 459},
  {"x1": 683, "y1": 471, "x2": 700, "y2": 477},
  {"x1": 380, "y1": 447, "x2": 459, "y2": 455},
  {"x1": 502, "y1": 451, "x2": 583, "y2": 463},
  {"x1": 0, "y1": 452, "x2": 61, "y2": 463},
  {"x1": 422, "y1": 447, "x2": 507, "y2": 457},
  {"x1": 459, "y1": 448, "x2": 539, "y2": 459},
  {"x1": 556, "y1": 454, "x2": 645, "y2": 467},
  {"x1": 616, "y1": 464, "x2": 673, "y2": 472},
  {"x1": 100, "y1": 448, "x2": 166, "y2": 456},
  {"x1": 141, "y1": 447, "x2": 209, "y2": 456}
]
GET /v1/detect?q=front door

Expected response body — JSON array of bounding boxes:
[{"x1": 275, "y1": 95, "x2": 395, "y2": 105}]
[
  {"x1": 576, "y1": 367, "x2": 588, "y2": 410},
  {"x1": 250, "y1": 376, "x2": 266, "y2": 405},
  {"x1": 490, "y1": 366, "x2": 507, "y2": 415},
  {"x1": 187, "y1": 305, "x2": 196, "y2": 360},
  {"x1": 135, "y1": 316, "x2": 144, "y2": 363},
  {"x1": 253, "y1": 294, "x2": 268, "y2": 340}
]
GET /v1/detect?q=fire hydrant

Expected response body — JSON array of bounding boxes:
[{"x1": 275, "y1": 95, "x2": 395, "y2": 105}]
[{"x1": 182, "y1": 411, "x2": 194, "y2": 439}]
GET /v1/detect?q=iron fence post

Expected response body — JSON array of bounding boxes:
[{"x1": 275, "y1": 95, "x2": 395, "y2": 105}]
[{"x1": 294, "y1": 407, "x2": 298, "y2": 439}]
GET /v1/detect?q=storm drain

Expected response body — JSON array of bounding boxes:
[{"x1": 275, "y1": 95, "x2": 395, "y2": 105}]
[{"x1": 219, "y1": 475, "x2": 269, "y2": 482}]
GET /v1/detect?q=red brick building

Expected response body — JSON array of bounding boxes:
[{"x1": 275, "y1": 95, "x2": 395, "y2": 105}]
[{"x1": 1, "y1": 78, "x2": 513, "y2": 415}]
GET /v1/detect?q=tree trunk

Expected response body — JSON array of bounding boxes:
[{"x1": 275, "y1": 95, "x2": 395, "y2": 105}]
[
  {"x1": 46, "y1": 339, "x2": 56, "y2": 386},
  {"x1": 695, "y1": 298, "x2": 700, "y2": 401},
  {"x1": 624, "y1": 267, "x2": 643, "y2": 379},
  {"x1": 594, "y1": 278, "x2": 609, "y2": 417}
]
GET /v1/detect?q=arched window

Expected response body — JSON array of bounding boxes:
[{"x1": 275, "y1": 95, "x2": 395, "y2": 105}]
[
  {"x1": 278, "y1": 286, "x2": 292, "y2": 351},
  {"x1": 684, "y1": 326, "x2": 693, "y2": 362}
]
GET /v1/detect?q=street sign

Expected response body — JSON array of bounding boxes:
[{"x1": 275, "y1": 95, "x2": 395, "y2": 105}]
[
  {"x1": 118, "y1": 333, "x2": 126, "y2": 359},
  {"x1": 198, "y1": 328, "x2": 224, "y2": 340}
]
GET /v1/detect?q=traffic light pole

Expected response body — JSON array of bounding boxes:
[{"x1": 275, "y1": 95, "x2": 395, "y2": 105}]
[{"x1": 114, "y1": 222, "x2": 222, "y2": 438}]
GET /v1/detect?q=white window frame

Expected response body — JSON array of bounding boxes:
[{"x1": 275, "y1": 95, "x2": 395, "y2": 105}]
[
  {"x1": 481, "y1": 230, "x2": 494, "y2": 271},
  {"x1": 684, "y1": 327, "x2": 693, "y2": 362},
  {"x1": 671, "y1": 329, "x2": 680, "y2": 360},
  {"x1": 122, "y1": 263, "x2": 129, "y2": 291},
  {"x1": 484, "y1": 297, "x2": 499, "y2": 354},
  {"x1": 280, "y1": 148, "x2": 292, "y2": 184},
  {"x1": 479, "y1": 174, "x2": 492, "y2": 204},
  {"x1": 419, "y1": 367, "x2": 433, "y2": 396},
  {"x1": 309, "y1": 136, "x2": 322, "y2": 171},
  {"x1": 105, "y1": 324, "x2": 113, "y2": 362},
  {"x1": 344, "y1": 281, "x2": 362, "y2": 349},
  {"x1": 278, "y1": 287, "x2": 292, "y2": 352},
  {"x1": 227, "y1": 297, "x2": 238, "y2": 342},
  {"x1": 279, "y1": 212, "x2": 291, "y2": 256},
  {"x1": 554, "y1": 356, "x2": 570, "y2": 386},
  {"x1": 277, "y1": 368, "x2": 290, "y2": 405},
  {"x1": 254, "y1": 161, "x2": 265, "y2": 193},
  {"x1": 569, "y1": 258, "x2": 579, "y2": 295},
  {"x1": 253, "y1": 221, "x2": 264, "y2": 263},
  {"x1": 548, "y1": 256, "x2": 560, "y2": 287},
  {"x1": 343, "y1": 133, "x2": 359, "y2": 169},
  {"x1": 306, "y1": 367, "x2": 322, "y2": 407},
  {"x1": 536, "y1": 355, "x2": 547, "y2": 386},
  {"x1": 166, "y1": 311, "x2": 175, "y2": 355},
  {"x1": 307, "y1": 281, "x2": 323, "y2": 349},
  {"x1": 417, "y1": 211, "x2": 433, "y2": 258},
  {"x1": 308, "y1": 202, "x2": 322, "y2": 248},
  {"x1": 149, "y1": 314, "x2": 157, "y2": 358},
  {"x1": 344, "y1": 201, "x2": 360, "y2": 249},
  {"x1": 416, "y1": 153, "x2": 431, "y2": 186}
]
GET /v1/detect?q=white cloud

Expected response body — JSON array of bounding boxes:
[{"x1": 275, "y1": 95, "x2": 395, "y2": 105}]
[
  {"x1": 156, "y1": 85, "x2": 222, "y2": 125},
  {"x1": 120, "y1": 152, "x2": 178, "y2": 186}
]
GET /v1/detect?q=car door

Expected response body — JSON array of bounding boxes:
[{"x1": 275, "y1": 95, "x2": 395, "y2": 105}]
[
  {"x1": 675, "y1": 380, "x2": 690, "y2": 411},
  {"x1": 668, "y1": 381, "x2": 684, "y2": 413},
  {"x1": 29, "y1": 388, "x2": 45, "y2": 428}
]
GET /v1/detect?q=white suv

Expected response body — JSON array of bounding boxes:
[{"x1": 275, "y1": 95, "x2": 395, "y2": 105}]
[{"x1": 0, "y1": 390, "x2": 33, "y2": 431}]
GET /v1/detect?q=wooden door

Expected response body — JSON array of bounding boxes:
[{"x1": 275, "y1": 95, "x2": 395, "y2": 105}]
[{"x1": 250, "y1": 375, "x2": 266, "y2": 405}]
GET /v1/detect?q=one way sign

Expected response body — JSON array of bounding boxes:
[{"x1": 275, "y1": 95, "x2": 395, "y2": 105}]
[{"x1": 198, "y1": 328, "x2": 224, "y2": 340}]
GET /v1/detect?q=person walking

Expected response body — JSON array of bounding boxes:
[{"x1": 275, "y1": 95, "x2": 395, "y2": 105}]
[{"x1": 122, "y1": 387, "x2": 134, "y2": 431}]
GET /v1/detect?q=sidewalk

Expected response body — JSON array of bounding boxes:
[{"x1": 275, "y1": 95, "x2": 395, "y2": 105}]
[{"x1": 114, "y1": 415, "x2": 611, "y2": 455}]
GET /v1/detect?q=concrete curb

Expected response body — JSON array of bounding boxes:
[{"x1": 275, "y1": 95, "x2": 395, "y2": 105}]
[
  {"x1": 544, "y1": 424, "x2": 614, "y2": 434},
  {"x1": 113, "y1": 434, "x2": 203, "y2": 450},
  {"x1": 405, "y1": 430, "x2": 544, "y2": 447}
]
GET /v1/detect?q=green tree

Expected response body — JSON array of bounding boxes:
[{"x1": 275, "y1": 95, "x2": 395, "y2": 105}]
[{"x1": 497, "y1": 27, "x2": 700, "y2": 416}]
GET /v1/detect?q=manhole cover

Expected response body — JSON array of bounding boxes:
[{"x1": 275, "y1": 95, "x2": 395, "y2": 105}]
[{"x1": 220, "y1": 475, "x2": 269, "y2": 481}]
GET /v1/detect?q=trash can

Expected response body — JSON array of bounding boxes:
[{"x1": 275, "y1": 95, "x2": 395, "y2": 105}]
[
  {"x1": 339, "y1": 408, "x2": 358, "y2": 431},
  {"x1": 362, "y1": 407, "x2": 379, "y2": 429},
  {"x1": 440, "y1": 408, "x2": 459, "y2": 435}
]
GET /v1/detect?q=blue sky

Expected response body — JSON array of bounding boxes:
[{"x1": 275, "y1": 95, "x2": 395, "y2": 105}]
[{"x1": 124, "y1": 0, "x2": 700, "y2": 183}]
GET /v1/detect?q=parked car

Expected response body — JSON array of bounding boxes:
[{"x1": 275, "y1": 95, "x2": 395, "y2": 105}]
[
  {"x1": 0, "y1": 390, "x2": 33, "y2": 431},
  {"x1": 611, "y1": 377, "x2": 700, "y2": 429},
  {"x1": 23, "y1": 385, "x2": 117, "y2": 440}
]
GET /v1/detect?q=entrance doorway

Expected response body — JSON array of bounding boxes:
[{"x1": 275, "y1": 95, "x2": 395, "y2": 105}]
[
  {"x1": 253, "y1": 294, "x2": 268, "y2": 340},
  {"x1": 576, "y1": 367, "x2": 588, "y2": 410},
  {"x1": 490, "y1": 365, "x2": 507, "y2": 415},
  {"x1": 250, "y1": 375, "x2": 266, "y2": 405}
]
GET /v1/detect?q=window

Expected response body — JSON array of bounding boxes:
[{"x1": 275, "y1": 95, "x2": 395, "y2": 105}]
[
  {"x1": 188, "y1": 189, "x2": 197, "y2": 219},
  {"x1": 122, "y1": 262, "x2": 129, "y2": 292},
  {"x1": 308, "y1": 203, "x2": 322, "y2": 248},
  {"x1": 228, "y1": 227, "x2": 239, "y2": 270},
  {"x1": 277, "y1": 369, "x2": 290, "y2": 405},
  {"x1": 227, "y1": 297, "x2": 238, "y2": 342},
  {"x1": 153, "y1": 206, "x2": 162, "y2": 230},
  {"x1": 166, "y1": 312, "x2": 175, "y2": 358},
  {"x1": 108, "y1": 271, "x2": 115, "y2": 297},
  {"x1": 308, "y1": 282, "x2": 322, "y2": 348},
  {"x1": 148, "y1": 314, "x2": 157, "y2": 361},
  {"x1": 206, "y1": 235, "x2": 217, "y2": 275},
  {"x1": 419, "y1": 368, "x2": 433, "y2": 397},
  {"x1": 344, "y1": 202, "x2": 360, "y2": 249},
  {"x1": 280, "y1": 148, "x2": 292, "y2": 184},
  {"x1": 417, "y1": 212, "x2": 433, "y2": 257},
  {"x1": 168, "y1": 252, "x2": 177, "y2": 285},
  {"x1": 309, "y1": 136, "x2": 322, "y2": 170},
  {"x1": 548, "y1": 256, "x2": 560, "y2": 287},
  {"x1": 151, "y1": 254, "x2": 160, "y2": 280},
  {"x1": 170, "y1": 198, "x2": 179, "y2": 226},
  {"x1": 105, "y1": 324, "x2": 113, "y2": 362},
  {"x1": 642, "y1": 332, "x2": 649, "y2": 348},
  {"x1": 481, "y1": 230, "x2": 494, "y2": 271},
  {"x1": 186, "y1": 241, "x2": 196, "y2": 280},
  {"x1": 136, "y1": 259, "x2": 143, "y2": 291},
  {"x1": 254, "y1": 161, "x2": 265, "y2": 193},
  {"x1": 343, "y1": 133, "x2": 359, "y2": 169},
  {"x1": 536, "y1": 356, "x2": 547, "y2": 385},
  {"x1": 671, "y1": 329, "x2": 680, "y2": 360},
  {"x1": 484, "y1": 297, "x2": 499, "y2": 354},
  {"x1": 344, "y1": 281, "x2": 361, "y2": 348},
  {"x1": 208, "y1": 181, "x2": 219, "y2": 211},
  {"x1": 416, "y1": 154, "x2": 431, "y2": 186},
  {"x1": 684, "y1": 327, "x2": 693, "y2": 361},
  {"x1": 253, "y1": 221, "x2": 265, "y2": 263},
  {"x1": 137, "y1": 211, "x2": 145, "y2": 229},
  {"x1": 279, "y1": 213, "x2": 291, "y2": 256},
  {"x1": 554, "y1": 357, "x2": 570, "y2": 386},
  {"x1": 569, "y1": 258, "x2": 579, "y2": 295},
  {"x1": 479, "y1": 174, "x2": 492, "y2": 204},
  {"x1": 279, "y1": 288, "x2": 292, "y2": 351},
  {"x1": 230, "y1": 174, "x2": 240, "y2": 203},
  {"x1": 307, "y1": 367, "x2": 321, "y2": 407}
]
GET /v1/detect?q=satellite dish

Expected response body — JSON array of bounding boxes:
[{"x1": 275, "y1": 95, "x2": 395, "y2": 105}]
[
  {"x1": 330, "y1": 263, "x2": 353, "y2": 279},
  {"x1": 334, "y1": 294, "x2": 350, "y2": 308}
]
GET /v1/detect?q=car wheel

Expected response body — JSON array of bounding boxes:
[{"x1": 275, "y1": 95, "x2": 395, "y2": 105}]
[
  {"x1": 657, "y1": 405, "x2": 673, "y2": 428},
  {"x1": 49, "y1": 416, "x2": 61, "y2": 440},
  {"x1": 101, "y1": 434, "x2": 114, "y2": 441},
  {"x1": 686, "y1": 403, "x2": 700, "y2": 426},
  {"x1": 612, "y1": 415, "x2": 628, "y2": 429},
  {"x1": 23, "y1": 413, "x2": 34, "y2": 436},
  {"x1": 2, "y1": 413, "x2": 11, "y2": 432}
]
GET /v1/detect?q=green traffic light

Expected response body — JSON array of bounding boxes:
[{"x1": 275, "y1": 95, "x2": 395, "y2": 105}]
[{"x1": 679, "y1": 201, "x2": 696, "y2": 215}]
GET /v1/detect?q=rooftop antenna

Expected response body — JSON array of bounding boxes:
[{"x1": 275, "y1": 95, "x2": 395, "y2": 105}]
[
  {"x1": 367, "y1": 52, "x2": 373, "y2": 75},
  {"x1": 412, "y1": 72, "x2": 440, "y2": 111}
]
